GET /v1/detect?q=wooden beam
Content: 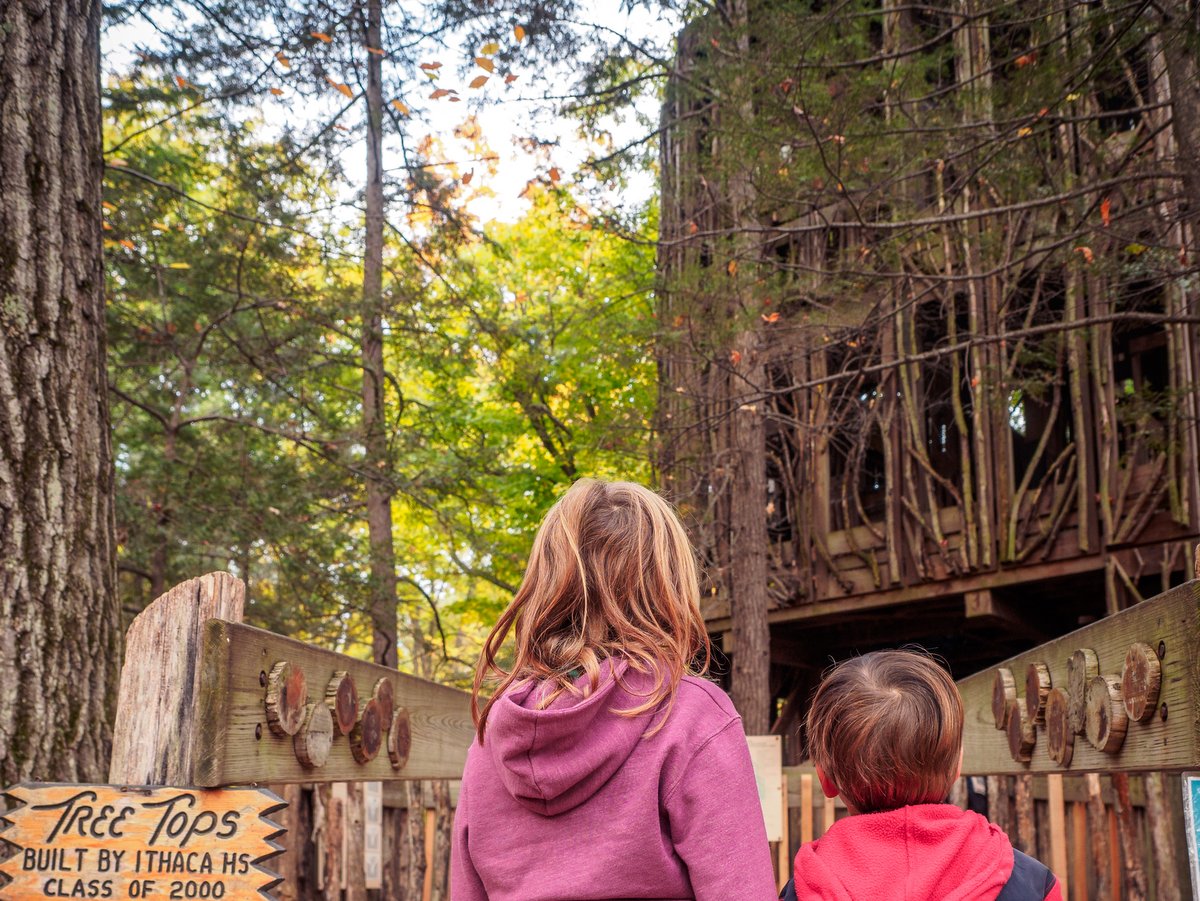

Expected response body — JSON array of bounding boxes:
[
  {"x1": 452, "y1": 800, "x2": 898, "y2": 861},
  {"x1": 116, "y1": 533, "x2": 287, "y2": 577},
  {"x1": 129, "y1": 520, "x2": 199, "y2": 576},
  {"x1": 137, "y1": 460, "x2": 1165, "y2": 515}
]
[
  {"x1": 195, "y1": 620, "x2": 473, "y2": 786},
  {"x1": 963, "y1": 589, "x2": 1047, "y2": 642},
  {"x1": 959, "y1": 580, "x2": 1200, "y2": 776}
]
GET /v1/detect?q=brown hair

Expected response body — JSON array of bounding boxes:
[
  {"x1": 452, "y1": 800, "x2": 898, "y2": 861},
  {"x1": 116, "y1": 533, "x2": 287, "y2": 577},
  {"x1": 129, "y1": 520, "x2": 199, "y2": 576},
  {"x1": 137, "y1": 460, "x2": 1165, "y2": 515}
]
[
  {"x1": 805, "y1": 649, "x2": 963, "y2": 814},
  {"x1": 472, "y1": 478, "x2": 711, "y2": 742}
]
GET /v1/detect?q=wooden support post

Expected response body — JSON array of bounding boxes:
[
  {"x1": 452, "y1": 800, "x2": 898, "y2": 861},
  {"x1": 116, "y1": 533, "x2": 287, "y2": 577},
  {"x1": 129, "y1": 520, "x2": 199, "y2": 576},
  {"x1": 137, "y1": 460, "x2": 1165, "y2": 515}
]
[
  {"x1": 800, "y1": 773, "x2": 814, "y2": 845},
  {"x1": 1143, "y1": 772, "x2": 1182, "y2": 900},
  {"x1": 822, "y1": 795, "x2": 836, "y2": 837},
  {"x1": 1047, "y1": 774, "x2": 1068, "y2": 898},
  {"x1": 777, "y1": 772, "x2": 790, "y2": 890},
  {"x1": 109, "y1": 572, "x2": 245, "y2": 784},
  {"x1": 1085, "y1": 774, "x2": 1112, "y2": 901},
  {"x1": 1112, "y1": 773, "x2": 1148, "y2": 900},
  {"x1": 1107, "y1": 807, "x2": 1120, "y2": 898},
  {"x1": 1070, "y1": 801, "x2": 1088, "y2": 901},
  {"x1": 1015, "y1": 773, "x2": 1035, "y2": 854}
]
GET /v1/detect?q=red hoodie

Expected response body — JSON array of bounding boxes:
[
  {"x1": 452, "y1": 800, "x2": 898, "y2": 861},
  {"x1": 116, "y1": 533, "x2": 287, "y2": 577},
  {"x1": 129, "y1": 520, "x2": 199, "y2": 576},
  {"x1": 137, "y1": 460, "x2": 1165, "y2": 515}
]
[{"x1": 790, "y1": 804, "x2": 1063, "y2": 901}]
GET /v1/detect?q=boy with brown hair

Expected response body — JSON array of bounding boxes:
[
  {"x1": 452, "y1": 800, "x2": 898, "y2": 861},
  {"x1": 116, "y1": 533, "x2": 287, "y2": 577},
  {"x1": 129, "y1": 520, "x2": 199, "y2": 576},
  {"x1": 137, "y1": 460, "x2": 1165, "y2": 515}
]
[{"x1": 782, "y1": 649, "x2": 1062, "y2": 901}]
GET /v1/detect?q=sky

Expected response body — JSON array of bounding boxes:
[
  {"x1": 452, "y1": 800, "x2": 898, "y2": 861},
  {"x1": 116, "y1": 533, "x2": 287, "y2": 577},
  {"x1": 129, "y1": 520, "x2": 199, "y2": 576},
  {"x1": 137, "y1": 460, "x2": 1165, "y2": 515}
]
[{"x1": 103, "y1": 1, "x2": 681, "y2": 227}]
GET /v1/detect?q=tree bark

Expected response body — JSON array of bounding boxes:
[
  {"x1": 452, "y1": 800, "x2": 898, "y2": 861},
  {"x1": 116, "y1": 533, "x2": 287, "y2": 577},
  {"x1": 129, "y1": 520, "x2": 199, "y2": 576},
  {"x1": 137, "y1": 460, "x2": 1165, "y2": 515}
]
[
  {"x1": 1160, "y1": 1, "x2": 1200, "y2": 232},
  {"x1": 0, "y1": 0, "x2": 119, "y2": 784}
]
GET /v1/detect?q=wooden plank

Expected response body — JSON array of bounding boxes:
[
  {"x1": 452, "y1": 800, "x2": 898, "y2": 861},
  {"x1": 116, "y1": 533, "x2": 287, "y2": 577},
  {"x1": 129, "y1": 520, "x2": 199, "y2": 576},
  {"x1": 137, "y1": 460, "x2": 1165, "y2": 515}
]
[
  {"x1": 799, "y1": 774, "x2": 813, "y2": 844},
  {"x1": 195, "y1": 621, "x2": 472, "y2": 786},
  {"x1": 959, "y1": 581, "x2": 1200, "y2": 776},
  {"x1": 1070, "y1": 801, "x2": 1087, "y2": 901},
  {"x1": 109, "y1": 573, "x2": 245, "y2": 785},
  {"x1": 1047, "y1": 774, "x2": 1069, "y2": 897},
  {"x1": 777, "y1": 773, "x2": 790, "y2": 891},
  {"x1": 821, "y1": 796, "x2": 836, "y2": 838}
]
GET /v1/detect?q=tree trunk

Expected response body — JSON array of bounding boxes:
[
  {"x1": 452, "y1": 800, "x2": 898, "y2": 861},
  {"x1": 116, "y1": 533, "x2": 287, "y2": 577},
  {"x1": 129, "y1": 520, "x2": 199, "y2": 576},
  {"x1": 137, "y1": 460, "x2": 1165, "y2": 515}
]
[
  {"x1": 1160, "y1": 2, "x2": 1200, "y2": 232},
  {"x1": 362, "y1": 0, "x2": 397, "y2": 670},
  {"x1": 0, "y1": 0, "x2": 119, "y2": 784}
]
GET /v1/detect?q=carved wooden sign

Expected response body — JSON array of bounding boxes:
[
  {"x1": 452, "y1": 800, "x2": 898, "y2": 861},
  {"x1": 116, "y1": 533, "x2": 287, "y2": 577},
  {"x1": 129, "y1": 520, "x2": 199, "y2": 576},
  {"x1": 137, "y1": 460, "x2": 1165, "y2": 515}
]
[{"x1": 0, "y1": 785, "x2": 284, "y2": 901}]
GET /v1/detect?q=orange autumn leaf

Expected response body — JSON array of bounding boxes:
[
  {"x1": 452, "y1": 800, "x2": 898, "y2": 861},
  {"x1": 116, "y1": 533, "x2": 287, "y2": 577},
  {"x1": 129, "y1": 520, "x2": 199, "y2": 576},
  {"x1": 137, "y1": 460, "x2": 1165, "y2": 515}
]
[
  {"x1": 333, "y1": 123, "x2": 349, "y2": 131},
  {"x1": 1101, "y1": 197, "x2": 1111, "y2": 227},
  {"x1": 514, "y1": 24, "x2": 526, "y2": 41},
  {"x1": 419, "y1": 62, "x2": 442, "y2": 70},
  {"x1": 475, "y1": 56, "x2": 495, "y2": 72},
  {"x1": 174, "y1": 75, "x2": 190, "y2": 89},
  {"x1": 102, "y1": 221, "x2": 113, "y2": 231},
  {"x1": 119, "y1": 239, "x2": 135, "y2": 250},
  {"x1": 462, "y1": 169, "x2": 474, "y2": 185},
  {"x1": 1075, "y1": 246, "x2": 1095, "y2": 264},
  {"x1": 275, "y1": 52, "x2": 291, "y2": 68},
  {"x1": 548, "y1": 166, "x2": 561, "y2": 184},
  {"x1": 269, "y1": 87, "x2": 284, "y2": 95},
  {"x1": 687, "y1": 221, "x2": 699, "y2": 235},
  {"x1": 311, "y1": 32, "x2": 333, "y2": 43},
  {"x1": 762, "y1": 311, "x2": 781, "y2": 323},
  {"x1": 1014, "y1": 51, "x2": 1037, "y2": 67},
  {"x1": 505, "y1": 73, "x2": 518, "y2": 84},
  {"x1": 729, "y1": 350, "x2": 742, "y2": 365},
  {"x1": 449, "y1": 96, "x2": 461, "y2": 102},
  {"x1": 469, "y1": 75, "x2": 489, "y2": 89},
  {"x1": 102, "y1": 201, "x2": 116, "y2": 211},
  {"x1": 365, "y1": 46, "x2": 385, "y2": 56},
  {"x1": 326, "y1": 77, "x2": 353, "y2": 98},
  {"x1": 726, "y1": 259, "x2": 738, "y2": 276},
  {"x1": 430, "y1": 88, "x2": 451, "y2": 99},
  {"x1": 390, "y1": 99, "x2": 410, "y2": 115}
]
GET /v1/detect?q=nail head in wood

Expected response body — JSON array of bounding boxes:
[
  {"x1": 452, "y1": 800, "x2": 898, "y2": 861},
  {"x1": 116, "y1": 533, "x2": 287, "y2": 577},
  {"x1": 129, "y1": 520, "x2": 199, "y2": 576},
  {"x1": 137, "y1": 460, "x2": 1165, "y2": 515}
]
[
  {"x1": 1025, "y1": 662, "x2": 1052, "y2": 725},
  {"x1": 1045, "y1": 687, "x2": 1074, "y2": 767},
  {"x1": 294, "y1": 701, "x2": 334, "y2": 768},
  {"x1": 992, "y1": 668, "x2": 1016, "y2": 730},
  {"x1": 388, "y1": 707, "x2": 412, "y2": 770},
  {"x1": 326, "y1": 670, "x2": 359, "y2": 736},
  {"x1": 1066, "y1": 648, "x2": 1099, "y2": 735},
  {"x1": 1121, "y1": 641, "x2": 1161, "y2": 723},
  {"x1": 265, "y1": 660, "x2": 307, "y2": 736},
  {"x1": 1006, "y1": 700, "x2": 1035, "y2": 764},
  {"x1": 373, "y1": 677, "x2": 395, "y2": 727},
  {"x1": 1085, "y1": 674, "x2": 1128, "y2": 754},
  {"x1": 350, "y1": 698, "x2": 383, "y2": 764}
]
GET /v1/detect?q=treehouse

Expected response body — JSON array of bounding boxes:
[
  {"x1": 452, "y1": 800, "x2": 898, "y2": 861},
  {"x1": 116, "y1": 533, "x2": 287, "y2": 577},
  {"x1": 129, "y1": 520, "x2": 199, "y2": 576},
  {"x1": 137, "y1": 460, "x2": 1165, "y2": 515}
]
[{"x1": 655, "y1": 4, "x2": 1200, "y2": 744}]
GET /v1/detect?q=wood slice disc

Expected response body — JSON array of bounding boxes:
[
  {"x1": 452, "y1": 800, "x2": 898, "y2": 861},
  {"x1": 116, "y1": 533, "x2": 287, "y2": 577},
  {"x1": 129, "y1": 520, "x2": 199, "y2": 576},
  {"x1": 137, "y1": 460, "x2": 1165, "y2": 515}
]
[
  {"x1": 388, "y1": 707, "x2": 412, "y2": 770},
  {"x1": 992, "y1": 667, "x2": 1017, "y2": 730},
  {"x1": 1045, "y1": 687, "x2": 1074, "y2": 767},
  {"x1": 1121, "y1": 641, "x2": 1162, "y2": 723},
  {"x1": 265, "y1": 660, "x2": 307, "y2": 736},
  {"x1": 1006, "y1": 700, "x2": 1035, "y2": 764},
  {"x1": 1066, "y1": 648, "x2": 1099, "y2": 735},
  {"x1": 373, "y1": 677, "x2": 395, "y2": 728},
  {"x1": 293, "y1": 701, "x2": 334, "y2": 768},
  {"x1": 1025, "y1": 662, "x2": 1052, "y2": 725},
  {"x1": 326, "y1": 671, "x2": 359, "y2": 736},
  {"x1": 1085, "y1": 674, "x2": 1128, "y2": 754},
  {"x1": 350, "y1": 697, "x2": 383, "y2": 764}
]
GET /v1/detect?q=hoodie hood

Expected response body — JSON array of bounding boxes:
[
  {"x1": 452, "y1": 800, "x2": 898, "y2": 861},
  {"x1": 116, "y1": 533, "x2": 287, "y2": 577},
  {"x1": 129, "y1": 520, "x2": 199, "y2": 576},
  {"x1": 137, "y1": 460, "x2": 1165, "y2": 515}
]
[
  {"x1": 484, "y1": 659, "x2": 658, "y2": 816},
  {"x1": 792, "y1": 804, "x2": 1013, "y2": 901}
]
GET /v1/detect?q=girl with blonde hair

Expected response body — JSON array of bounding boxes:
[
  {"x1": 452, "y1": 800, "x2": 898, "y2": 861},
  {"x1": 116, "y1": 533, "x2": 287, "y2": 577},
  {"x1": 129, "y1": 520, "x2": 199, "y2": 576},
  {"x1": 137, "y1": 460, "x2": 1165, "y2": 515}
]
[{"x1": 452, "y1": 478, "x2": 777, "y2": 900}]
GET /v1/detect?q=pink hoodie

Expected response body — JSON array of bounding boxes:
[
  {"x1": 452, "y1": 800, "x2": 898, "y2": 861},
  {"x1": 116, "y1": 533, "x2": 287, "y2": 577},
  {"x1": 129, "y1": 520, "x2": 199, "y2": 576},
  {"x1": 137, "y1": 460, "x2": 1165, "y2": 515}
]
[{"x1": 451, "y1": 661, "x2": 778, "y2": 901}]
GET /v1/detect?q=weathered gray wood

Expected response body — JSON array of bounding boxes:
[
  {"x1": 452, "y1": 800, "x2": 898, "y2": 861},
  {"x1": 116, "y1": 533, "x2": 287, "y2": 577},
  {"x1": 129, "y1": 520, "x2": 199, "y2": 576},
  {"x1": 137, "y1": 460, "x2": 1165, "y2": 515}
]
[
  {"x1": 195, "y1": 621, "x2": 472, "y2": 786},
  {"x1": 109, "y1": 572, "x2": 245, "y2": 784},
  {"x1": 960, "y1": 580, "x2": 1200, "y2": 775}
]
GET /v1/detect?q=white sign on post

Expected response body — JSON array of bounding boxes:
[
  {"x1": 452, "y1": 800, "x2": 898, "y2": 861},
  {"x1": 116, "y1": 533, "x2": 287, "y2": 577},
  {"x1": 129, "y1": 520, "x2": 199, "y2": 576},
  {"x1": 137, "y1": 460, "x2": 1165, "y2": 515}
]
[
  {"x1": 363, "y1": 781, "x2": 383, "y2": 890},
  {"x1": 746, "y1": 735, "x2": 784, "y2": 843},
  {"x1": 1183, "y1": 773, "x2": 1200, "y2": 901}
]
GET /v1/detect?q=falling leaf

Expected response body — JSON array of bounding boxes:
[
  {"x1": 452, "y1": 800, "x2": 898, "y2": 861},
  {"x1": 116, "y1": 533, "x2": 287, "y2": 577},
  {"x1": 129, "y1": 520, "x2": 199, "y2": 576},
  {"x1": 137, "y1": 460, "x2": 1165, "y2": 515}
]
[
  {"x1": 430, "y1": 88, "x2": 451, "y2": 99},
  {"x1": 1066, "y1": 92, "x2": 1081, "y2": 102},
  {"x1": 449, "y1": 96, "x2": 461, "y2": 102},
  {"x1": 174, "y1": 75, "x2": 190, "y2": 89},
  {"x1": 1017, "y1": 126, "x2": 1033, "y2": 137},
  {"x1": 762, "y1": 311, "x2": 781, "y2": 323},
  {"x1": 505, "y1": 74, "x2": 519, "y2": 85},
  {"x1": 1101, "y1": 197, "x2": 1111, "y2": 227},
  {"x1": 514, "y1": 24, "x2": 526, "y2": 41},
  {"x1": 168, "y1": 262, "x2": 191, "y2": 269},
  {"x1": 119, "y1": 239, "x2": 135, "y2": 250},
  {"x1": 1125, "y1": 243, "x2": 1147, "y2": 255},
  {"x1": 326, "y1": 77, "x2": 353, "y2": 98},
  {"x1": 1014, "y1": 52, "x2": 1037, "y2": 67},
  {"x1": 480, "y1": 41, "x2": 500, "y2": 55},
  {"x1": 390, "y1": 99, "x2": 410, "y2": 115},
  {"x1": 102, "y1": 201, "x2": 116, "y2": 211},
  {"x1": 548, "y1": 166, "x2": 561, "y2": 183},
  {"x1": 1037, "y1": 107, "x2": 1049, "y2": 118},
  {"x1": 778, "y1": 78, "x2": 795, "y2": 94},
  {"x1": 275, "y1": 52, "x2": 291, "y2": 69},
  {"x1": 311, "y1": 32, "x2": 333, "y2": 43},
  {"x1": 726, "y1": 259, "x2": 738, "y2": 276},
  {"x1": 469, "y1": 75, "x2": 489, "y2": 89},
  {"x1": 1075, "y1": 246, "x2": 1094, "y2": 264},
  {"x1": 710, "y1": 37, "x2": 720, "y2": 48},
  {"x1": 365, "y1": 46, "x2": 385, "y2": 56},
  {"x1": 102, "y1": 221, "x2": 113, "y2": 231},
  {"x1": 729, "y1": 350, "x2": 742, "y2": 365},
  {"x1": 475, "y1": 56, "x2": 495, "y2": 72},
  {"x1": 152, "y1": 221, "x2": 170, "y2": 230},
  {"x1": 269, "y1": 87, "x2": 284, "y2": 96},
  {"x1": 333, "y1": 123, "x2": 349, "y2": 131},
  {"x1": 462, "y1": 169, "x2": 474, "y2": 185},
  {"x1": 419, "y1": 62, "x2": 442, "y2": 70},
  {"x1": 687, "y1": 221, "x2": 699, "y2": 235}
]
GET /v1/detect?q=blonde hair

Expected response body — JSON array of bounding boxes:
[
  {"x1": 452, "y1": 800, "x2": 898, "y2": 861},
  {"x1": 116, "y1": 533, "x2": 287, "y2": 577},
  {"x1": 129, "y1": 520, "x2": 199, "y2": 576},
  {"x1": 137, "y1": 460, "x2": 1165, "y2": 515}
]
[
  {"x1": 472, "y1": 478, "x2": 711, "y2": 742},
  {"x1": 806, "y1": 649, "x2": 963, "y2": 814}
]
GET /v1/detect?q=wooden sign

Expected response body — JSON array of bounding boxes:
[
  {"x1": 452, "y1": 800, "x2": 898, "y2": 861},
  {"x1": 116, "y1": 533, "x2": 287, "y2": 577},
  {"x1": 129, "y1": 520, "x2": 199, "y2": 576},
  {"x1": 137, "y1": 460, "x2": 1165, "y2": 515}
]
[
  {"x1": 1183, "y1": 774, "x2": 1200, "y2": 901},
  {"x1": 194, "y1": 620, "x2": 473, "y2": 787},
  {"x1": 746, "y1": 735, "x2": 784, "y2": 843},
  {"x1": 0, "y1": 785, "x2": 284, "y2": 900},
  {"x1": 361, "y1": 783, "x2": 382, "y2": 891},
  {"x1": 959, "y1": 580, "x2": 1200, "y2": 776}
]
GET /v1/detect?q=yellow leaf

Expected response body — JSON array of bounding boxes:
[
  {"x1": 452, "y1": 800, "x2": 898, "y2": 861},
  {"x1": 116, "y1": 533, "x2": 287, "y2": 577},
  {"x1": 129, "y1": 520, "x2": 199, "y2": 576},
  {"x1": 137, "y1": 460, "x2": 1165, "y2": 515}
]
[
  {"x1": 119, "y1": 239, "x2": 135, "y2": 250},
  {"x1": 152, "y1": 221, "x2": 170, "y2": 230},
  {"x1": 514, "y1": 24, "x2": 526, "y2": 41},
  {"x1": 168, "y1": 262, "x2": 191, "y2": 269},
  {"x1": 326, "y1": 77, "x2": 353, "y2": 98},
  {"x1": 505, "y1": 73, "x2": 518, "y2": 84},
  {"x1": 269, "y1": 87, "x2": 284, "y2": 96},
  {"x1": 1017, "y1": 126, "x2": 1033, "y2": 137},
  {"x1": 475, "y1": 56, "x2": 495, "y2": 72},
  {"x1": 462, "y1": 169, "x2": 474, "y2": 185},
  {"x1": 390, "y1": 99, "x2": 410, "y2": 115},
  {"x1": 430, "y1": 88, "x2": 451, "y2": 99},
  {"x1": 469, "y1": 75, "x2": 489, "y2": 89},
  {"x1": 102, "y1": 221, "x2": 113, "y2": 231},
  {"x1": 419, "y1": 62, "x2": 442, "y2": 70},
  {"x1": 365, "y1": 45, "x2": 385, "y2": 56},
  {"x1": 480, "y1": 41, "x2": 500, "y2": 55},
  {"x1": 275, "y1": 52, "x2": 291, "y2": 68},
  {"x1": 311, "y1": 32, "x2": 333, "y2": 43}
]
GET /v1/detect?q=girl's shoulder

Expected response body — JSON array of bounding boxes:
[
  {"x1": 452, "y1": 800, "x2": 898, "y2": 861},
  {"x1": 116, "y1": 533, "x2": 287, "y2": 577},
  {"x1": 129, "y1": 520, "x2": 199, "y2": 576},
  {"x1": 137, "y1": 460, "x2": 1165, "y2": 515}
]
[{"x1": 669, "y1": 674, "x2": 742, "y2": 731}]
